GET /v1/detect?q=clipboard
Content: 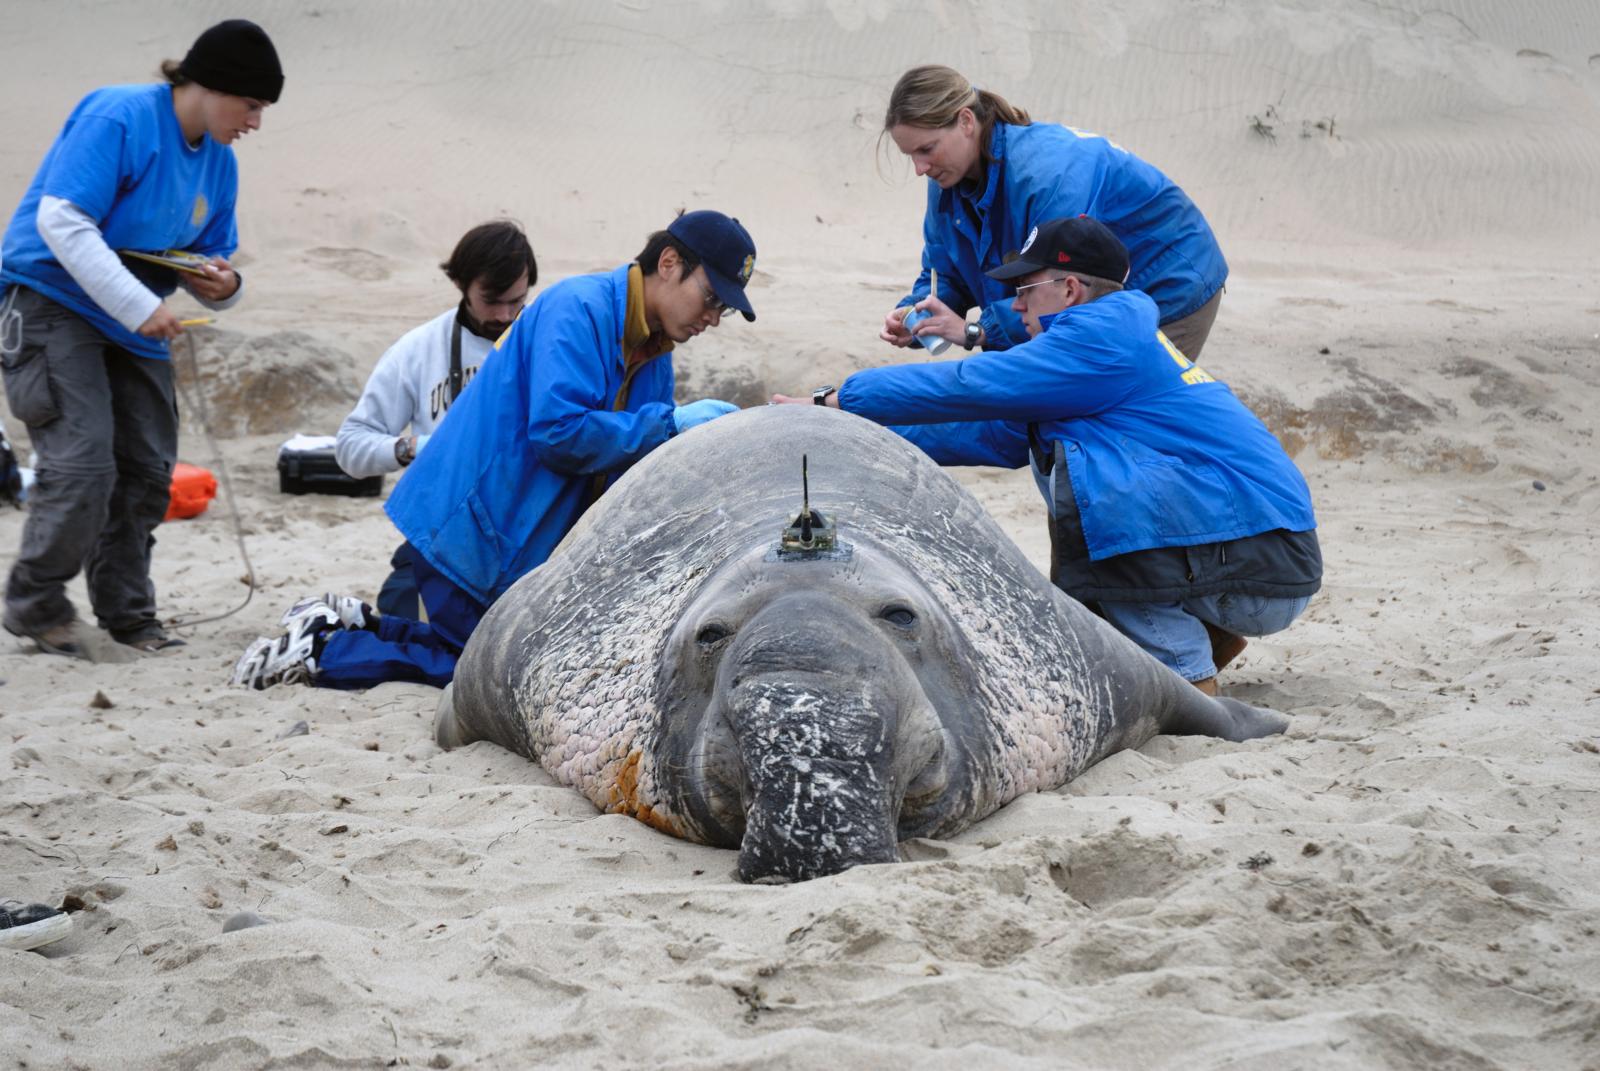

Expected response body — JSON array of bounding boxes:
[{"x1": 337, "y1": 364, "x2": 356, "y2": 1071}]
[{"x1": 120, "y1": 249, "x2": 213, "y2": 275}]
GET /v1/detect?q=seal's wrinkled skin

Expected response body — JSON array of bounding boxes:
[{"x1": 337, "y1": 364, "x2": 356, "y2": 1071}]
[{"x1": 436, "y1": 406, "x2": 1287, "y2": 883}]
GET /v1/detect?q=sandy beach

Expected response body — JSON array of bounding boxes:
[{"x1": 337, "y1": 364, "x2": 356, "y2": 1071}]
[{"x1": 3, "y1": 2, "x2": 1599, "y2": 1067}]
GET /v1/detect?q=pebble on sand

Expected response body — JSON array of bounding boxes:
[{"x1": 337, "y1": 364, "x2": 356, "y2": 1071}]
[{"x1": 222, "y1": 912, "x2": 271, "y2": 933}]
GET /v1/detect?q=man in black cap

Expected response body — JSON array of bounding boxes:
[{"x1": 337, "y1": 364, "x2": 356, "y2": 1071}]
[
  {"x1": 780, "y1": 216, "x2": 1321, "y2": 695},
  {"x1": 234, "y1": 210, "x2": 759, "y2": 690},
  {"x1": 0, "y1": 19, "x2": 282, "y2": 656}
]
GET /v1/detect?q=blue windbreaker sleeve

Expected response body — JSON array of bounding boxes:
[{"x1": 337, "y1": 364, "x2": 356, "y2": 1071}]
[
  {"x1": 38, "y1": 115, "x2": 125, "y2": 221},
  {"x1": 900, "y1": 215, "x2": 975, "y2": 314},
  {"x1": 890, "y1": 419, "x2": 1030, "y2": 468},
  {"x1": 839, "y1": 299, "x2": 1149, "y2": 425},
  {"x1": 524, "y1": 288, "x2": 675, "y2": 475}
]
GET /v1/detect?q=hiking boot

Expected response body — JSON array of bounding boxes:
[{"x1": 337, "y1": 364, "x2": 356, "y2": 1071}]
[
  {"x1": 0, "y1": 900, "x2": 72, "y2": 952},
  {"x1": 2, "y1": 615, "x2": 83, "y2": 658},
  {"x1": 231, "y1": 605, "x2": 338, "y2": 690},
  {"x1": 1204, "y1": 622, "x2": 1249, "y2": 672},
  {"x1": 279, "y1": 593, "x2": 376, "y2": 633},
  {"x1": 110, "y1": 623, "x2": 188, "y2": 652}
]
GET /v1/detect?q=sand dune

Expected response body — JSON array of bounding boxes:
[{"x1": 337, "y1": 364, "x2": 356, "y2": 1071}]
[{"x1": 3, "y1": 2, "x2": 1599, "y2": 1068}]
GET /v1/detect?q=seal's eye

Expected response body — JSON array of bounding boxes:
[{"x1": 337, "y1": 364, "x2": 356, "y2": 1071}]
[
  {"x1": 696, "y1": 623, "x2": 732, "y2": 646},
  {"x1": 880, "y1": 605, "x2": 917, "y2": 628}
]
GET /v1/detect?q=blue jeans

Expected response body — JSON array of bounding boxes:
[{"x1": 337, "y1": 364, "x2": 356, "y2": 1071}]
[
  {"x1": 315, "y1": 553, "x2": 487, "y2": 689},
  {"x1": 1098, "y1": 592, "x2": 1311, "y2": 682}
]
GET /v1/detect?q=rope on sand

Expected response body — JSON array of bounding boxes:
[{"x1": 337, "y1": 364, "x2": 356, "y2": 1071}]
[{"x1": 166, "y1": 327, "x2": 257, "y2": 630}]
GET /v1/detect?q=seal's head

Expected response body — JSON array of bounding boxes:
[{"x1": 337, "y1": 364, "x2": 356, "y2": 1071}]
[{"x1": 655, "y1": 536, "x2": 993, "y2": 884}]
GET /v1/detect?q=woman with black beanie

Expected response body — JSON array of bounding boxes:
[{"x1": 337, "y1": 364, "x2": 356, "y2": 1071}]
[{"x1": 0, "y1": 19, "x2": 284, "y2": 655}]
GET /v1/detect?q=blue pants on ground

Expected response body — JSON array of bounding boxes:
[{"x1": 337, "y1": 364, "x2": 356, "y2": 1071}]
[
  {"x1": 315, "y1": 554, "x2": 487, "y2": 689},
  {"x1": 1098, "y1": 592, "x2": 1311, "y2": 683},
  {"x1": 375, "y1": 540, "x2": 419, "y2": 619}
]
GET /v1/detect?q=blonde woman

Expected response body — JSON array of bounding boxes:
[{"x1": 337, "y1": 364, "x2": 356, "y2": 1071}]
[{"x1": 879, "y1": 65, "x2": 1226, "y2": 361}]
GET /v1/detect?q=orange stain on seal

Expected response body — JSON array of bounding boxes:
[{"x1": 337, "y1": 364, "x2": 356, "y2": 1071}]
[{"x1": 610, "y1": 749, "x2": 681, "y2": 836}]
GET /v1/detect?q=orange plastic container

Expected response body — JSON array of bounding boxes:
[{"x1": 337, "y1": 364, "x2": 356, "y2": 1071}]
[{"x1": 166, "y1": 462, "x2": 218, "y2": 521}]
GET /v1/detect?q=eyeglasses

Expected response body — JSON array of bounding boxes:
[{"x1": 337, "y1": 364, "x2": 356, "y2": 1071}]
[
  {"x1": 694, "y1": 275, "x2": 733, "y2": 317},
  {"x1": 1013, "y1": 275, "x2": 1071, "y2": 300}
]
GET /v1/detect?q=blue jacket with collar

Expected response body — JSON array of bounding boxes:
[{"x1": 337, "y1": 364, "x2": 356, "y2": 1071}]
[
  {"x1": 904, "y1": 122, "x2": 1227, "y2": 351},
  {"x1": 840, "y1": 290, "x2": 1315, "y2": 562},
  {"x1": 385, "y1": 263, "x2": 676, "y2": 605}
]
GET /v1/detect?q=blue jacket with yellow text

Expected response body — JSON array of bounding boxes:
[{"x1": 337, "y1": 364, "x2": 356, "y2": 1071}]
[
  {"x1": 385, "y1": 264, "x2": 675, "y2": 605},
  {"x1": 904, "y1": 122, "x2": 1227, "y2": 350},
  {"x1": 840, "y1": 290, "x2": 1314, "y2": 562}
]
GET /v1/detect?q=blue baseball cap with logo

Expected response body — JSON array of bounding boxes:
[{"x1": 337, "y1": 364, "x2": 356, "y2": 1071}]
[{"x1": 667, "y1": 210, "x2": 758, "y2": 321}]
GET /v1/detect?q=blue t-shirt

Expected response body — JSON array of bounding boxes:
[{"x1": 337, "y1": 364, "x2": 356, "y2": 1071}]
[{"x1": 0, "y1": 83, "x2": 239, "y2": 360}]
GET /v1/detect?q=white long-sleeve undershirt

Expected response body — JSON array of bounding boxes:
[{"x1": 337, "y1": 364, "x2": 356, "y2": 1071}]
[{"x1": 36, "y1": 195, "x2": 243, "y2": 331}]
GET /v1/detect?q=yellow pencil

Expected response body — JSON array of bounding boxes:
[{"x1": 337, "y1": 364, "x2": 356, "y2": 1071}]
[{"x1": 178, "y1": 317, "x2": 214, "y2": 327}]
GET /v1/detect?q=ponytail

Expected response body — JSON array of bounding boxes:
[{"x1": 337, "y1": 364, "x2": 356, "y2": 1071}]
[{"x1": 159, "y1": 59, "x2": 191, "y2": 87}]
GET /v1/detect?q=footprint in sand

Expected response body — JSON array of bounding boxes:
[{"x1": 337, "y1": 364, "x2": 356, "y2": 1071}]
[{"x1": 304, "y1": 246, "x2": 391, "y2": 282}]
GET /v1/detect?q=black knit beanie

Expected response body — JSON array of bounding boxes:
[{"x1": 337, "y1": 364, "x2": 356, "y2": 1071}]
[{"x1": 178, "y1": 20, "x2": 284, "y2": 103}]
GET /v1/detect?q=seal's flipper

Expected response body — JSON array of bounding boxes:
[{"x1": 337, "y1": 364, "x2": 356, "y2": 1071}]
[
  {"x1": 1166, "y1": 691, "x2": 1289, "y2": 742},
  {"x1": 434, "y1": 684, "x2": 477, "y2": 749}
]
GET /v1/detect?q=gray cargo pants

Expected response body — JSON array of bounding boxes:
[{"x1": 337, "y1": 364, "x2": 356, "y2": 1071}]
[{"x1": 0, "y1": 286, "x2": 176, "y2": 638}]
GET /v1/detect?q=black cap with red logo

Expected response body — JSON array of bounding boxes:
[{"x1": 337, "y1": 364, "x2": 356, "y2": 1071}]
[{"x1": 986, "y1": 215, "x2": 1130, "y2": 286}]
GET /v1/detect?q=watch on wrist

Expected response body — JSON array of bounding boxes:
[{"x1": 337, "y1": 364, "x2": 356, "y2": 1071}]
[
  {"x1": 812, "y1": 384, "x2": 837, "y2": 407},
  {"x1": 394, "y1": 436, "x2": 415, "y2": 466},
  {"x1": 963, "y1": 321, "x2": 982, "y2": 350}
]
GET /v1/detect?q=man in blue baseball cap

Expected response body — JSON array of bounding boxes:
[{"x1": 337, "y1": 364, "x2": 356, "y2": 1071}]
[{"x1": 233, "y1": 209, "x2": 758, "y2": 690}]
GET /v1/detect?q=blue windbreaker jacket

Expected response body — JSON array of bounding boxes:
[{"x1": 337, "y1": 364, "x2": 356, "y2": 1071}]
[
  {"x1": 385, "y1": 264, "x2": 676, "y2": 604},
  {"x1": 904, "y1": 122, "x2": 1227, "y2": 351},
  {"x1": 840, "y1": 291, "x2": 1314, "y2": 562}
]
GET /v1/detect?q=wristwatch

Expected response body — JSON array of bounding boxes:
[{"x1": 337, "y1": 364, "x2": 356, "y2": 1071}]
[
  {"x1": 394, "y1": 436, "x2": 416, "y2": 466},
  {"x1": 963, "y1": 322, "x2": 983, "y2": 350},
  {"x1": 812, "y1": 385, "x2": 837, "y2": 407}
]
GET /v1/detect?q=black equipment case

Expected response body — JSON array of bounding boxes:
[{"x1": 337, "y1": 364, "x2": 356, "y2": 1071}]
[{"x1": 277, "y1": 442, "x2": 383, "y2": 497}]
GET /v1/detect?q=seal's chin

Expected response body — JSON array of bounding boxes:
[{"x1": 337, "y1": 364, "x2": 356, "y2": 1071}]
[{"x1": 736, "y1": 753, "x2": 901, "y2": 884}]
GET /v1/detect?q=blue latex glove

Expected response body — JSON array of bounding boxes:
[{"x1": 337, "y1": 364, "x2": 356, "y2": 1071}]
[
  {"x1": 671, "y1": 399, "x2": 738, "y2": 435},
  {"x1": 415, "y1": 433, "x2": 431, "y2": 453}
]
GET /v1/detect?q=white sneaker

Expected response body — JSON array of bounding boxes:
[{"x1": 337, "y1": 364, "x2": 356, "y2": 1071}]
[
  {"x1": 0, "y1": 901, "x2": 72, "y2": 952},
  {"x1": 230, "y1": 635, "x2": 277, "y2": 688},
  {"x1": 279, "y1": 593, "x2": 375, "y2": 632},
  {"x1": 232, "y1": 606, "x2": 338, "y2": 689}
]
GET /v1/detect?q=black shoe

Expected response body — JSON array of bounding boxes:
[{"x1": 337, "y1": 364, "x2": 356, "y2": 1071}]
[
  {"x1": 110, "y1": 624, "x2": 187, "y2": 652},
  {"x1": 0, "y1": 900, "x2": 72, "y2": 952},
  {"x1": 2, "y1": 616, "x2": 83, "y2": 658}
]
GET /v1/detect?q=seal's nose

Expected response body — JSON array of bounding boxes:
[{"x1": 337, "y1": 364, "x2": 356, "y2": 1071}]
[
  {"x1": 718, "y1": 589, "x2": 939, "y2": 883},
  {"x1": 731, "y1": 676, "x2": 901, "y2": 884}
]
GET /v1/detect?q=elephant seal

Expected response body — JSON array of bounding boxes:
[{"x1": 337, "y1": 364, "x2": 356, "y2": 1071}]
[{"x1": 436, "y1": 406, "x2": 1287, "y2": 883}]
